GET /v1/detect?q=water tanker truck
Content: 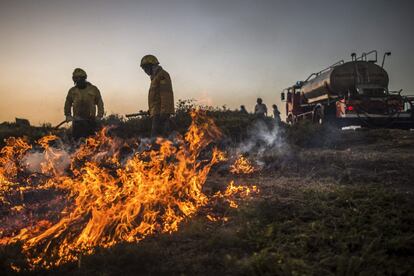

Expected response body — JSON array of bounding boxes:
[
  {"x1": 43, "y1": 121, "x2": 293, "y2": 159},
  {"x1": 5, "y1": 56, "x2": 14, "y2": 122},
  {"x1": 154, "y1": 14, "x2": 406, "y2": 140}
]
[{"x1": 281, "y1": 50, "x2": 414, "y2": 128}]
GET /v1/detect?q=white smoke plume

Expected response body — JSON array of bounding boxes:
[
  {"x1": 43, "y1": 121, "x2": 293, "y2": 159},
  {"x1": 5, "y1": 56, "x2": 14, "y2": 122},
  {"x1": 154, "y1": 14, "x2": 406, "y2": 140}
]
[
  {"x1": 233, "y1": 119, "x2": 288, "y2": 169},
  {"x1": 22, "y1": 148, "x2": 71, "y2": 176},
  {"x1": 238, "y1": 119, "x2": 285, "y2": 154}
]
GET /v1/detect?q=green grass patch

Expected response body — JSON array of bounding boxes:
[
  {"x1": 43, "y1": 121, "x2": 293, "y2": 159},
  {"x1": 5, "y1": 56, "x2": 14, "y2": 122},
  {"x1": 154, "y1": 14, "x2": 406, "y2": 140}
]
[{"x1": 233, "y1": 184, "x2": 413, "y2": 276}]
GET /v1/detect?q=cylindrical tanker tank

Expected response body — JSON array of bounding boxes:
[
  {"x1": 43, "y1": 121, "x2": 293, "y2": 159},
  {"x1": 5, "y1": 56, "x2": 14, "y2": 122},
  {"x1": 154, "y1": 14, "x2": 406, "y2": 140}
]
[{"x1": 301, "y1": 61, "x2": 389, "y2": 103}]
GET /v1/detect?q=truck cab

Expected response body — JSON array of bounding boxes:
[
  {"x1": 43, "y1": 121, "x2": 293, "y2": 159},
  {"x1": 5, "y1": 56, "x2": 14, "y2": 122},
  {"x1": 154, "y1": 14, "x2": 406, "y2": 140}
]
[{"x1": 281, "y1": 83, "x2": 307, "y2": 124}]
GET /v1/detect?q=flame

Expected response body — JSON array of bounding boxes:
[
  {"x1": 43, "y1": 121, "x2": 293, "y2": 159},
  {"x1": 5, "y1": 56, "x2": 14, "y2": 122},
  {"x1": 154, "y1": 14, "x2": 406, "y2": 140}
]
[
  {"x1": 230, "y1": 155, "x2": 256, "y2": 175},
  {"x1": 0, "y1": 110, "x2": 257, "y2": 270},
  {"x1": 214, "y1": 180, "x2": 258, "y2": 208},
  {"x1": 0, "y1": 137, "x2": 31, "y2": 182},
  {"x1": 0, "y1": 137, "x2": 32, "y2": 204}
]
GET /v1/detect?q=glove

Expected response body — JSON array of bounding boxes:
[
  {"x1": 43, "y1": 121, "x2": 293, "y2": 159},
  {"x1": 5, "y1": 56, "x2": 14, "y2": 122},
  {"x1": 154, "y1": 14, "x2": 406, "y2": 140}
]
[{"x1": 65, "y1": 115, "x2": 74, "y2": 122}]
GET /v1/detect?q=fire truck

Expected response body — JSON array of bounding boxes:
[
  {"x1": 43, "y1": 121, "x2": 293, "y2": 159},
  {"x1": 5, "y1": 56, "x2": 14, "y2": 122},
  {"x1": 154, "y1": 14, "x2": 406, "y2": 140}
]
[{"x1": 281, "y1": 50, "x2": 414, "y2": 128}]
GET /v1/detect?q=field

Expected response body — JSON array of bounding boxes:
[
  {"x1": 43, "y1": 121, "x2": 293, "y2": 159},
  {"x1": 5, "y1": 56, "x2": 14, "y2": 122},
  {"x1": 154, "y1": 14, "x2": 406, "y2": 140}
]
[{"x1": 0, "y1": 109, "x2": 413, "y2": 275}]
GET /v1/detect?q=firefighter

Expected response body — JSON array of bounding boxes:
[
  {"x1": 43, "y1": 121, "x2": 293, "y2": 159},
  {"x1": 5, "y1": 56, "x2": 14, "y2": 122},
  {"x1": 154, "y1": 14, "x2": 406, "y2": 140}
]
[
  {"x1": 140, "y1": 54, "x2": 175, "y2": 137},
  {"x1": 272, "y1": 104, "x2": 281, "y2": 123},
  {"x1": 64, "y1": 68, "x2": 104, "y2": 140},
  {"x1": 254, "y1": 98, "x2": 267, "y2": 118}
]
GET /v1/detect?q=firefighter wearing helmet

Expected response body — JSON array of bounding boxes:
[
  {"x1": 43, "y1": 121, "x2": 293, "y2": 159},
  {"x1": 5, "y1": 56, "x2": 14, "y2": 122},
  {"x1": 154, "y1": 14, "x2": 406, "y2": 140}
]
[
  {"x1": 64, "y1": 68, "x2": 105, "y2": 140},
  {"x1": 140, "y1": 54, "x2": 175, "y2": 137}
]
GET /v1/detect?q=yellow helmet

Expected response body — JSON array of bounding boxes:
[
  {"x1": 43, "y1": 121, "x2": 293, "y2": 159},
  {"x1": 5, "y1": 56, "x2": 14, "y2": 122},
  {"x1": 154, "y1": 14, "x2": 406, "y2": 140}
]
[
  {"x1": 140, "y1": 55, "x2": 159, "y2": 67},
  {"x1": 72, "y1": 68, "x2": 87, "y2": 78}
]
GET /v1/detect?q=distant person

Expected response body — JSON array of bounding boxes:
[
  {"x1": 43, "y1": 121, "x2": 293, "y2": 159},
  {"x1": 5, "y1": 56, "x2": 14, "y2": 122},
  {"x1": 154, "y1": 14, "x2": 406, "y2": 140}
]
[
  {"x1": 254, "y1": 98, "x2": 267, "y2": 118},
  {"x1": 272, "y1": 104, "x2": 281, "y2": 123},
  {"x1": 140, "y1": 54, "x2": 175, "y2": 137},
  {"x1": 240, "y1": 105, "x2": 248, "y2": 114},
  {"x1": 64, "y1": 68, "x2": 104, "y2": 140}
]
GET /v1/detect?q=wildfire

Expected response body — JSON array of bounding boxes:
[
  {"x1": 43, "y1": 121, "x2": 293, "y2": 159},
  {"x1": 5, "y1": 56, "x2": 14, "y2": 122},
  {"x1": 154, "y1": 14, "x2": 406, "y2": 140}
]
[
  {"x1": 0, "y1": 110, "x2": 258, "y2": 270},
  {"x1": 230, "y1": 155, "x2": 257, "y2": 175}
]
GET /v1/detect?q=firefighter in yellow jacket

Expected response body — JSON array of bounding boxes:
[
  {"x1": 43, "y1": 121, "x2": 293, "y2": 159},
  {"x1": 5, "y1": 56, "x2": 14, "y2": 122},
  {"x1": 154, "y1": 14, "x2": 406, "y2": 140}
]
[
  {"x1": 140, "y1": 55, "x2": 175, "y2": 137},
  {"x1": 64, "y1": 68, "x2": 104, "y2": 140}
]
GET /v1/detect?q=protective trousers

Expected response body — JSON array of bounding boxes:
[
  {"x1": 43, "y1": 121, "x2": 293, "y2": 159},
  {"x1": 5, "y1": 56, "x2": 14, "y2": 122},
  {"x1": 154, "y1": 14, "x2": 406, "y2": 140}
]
[
  {"x1": 72, "y1": 119, "x2": 97, "y2": 140},
  {"x1": 151, "y1": 114, "x2": 172, "y2": 138}
]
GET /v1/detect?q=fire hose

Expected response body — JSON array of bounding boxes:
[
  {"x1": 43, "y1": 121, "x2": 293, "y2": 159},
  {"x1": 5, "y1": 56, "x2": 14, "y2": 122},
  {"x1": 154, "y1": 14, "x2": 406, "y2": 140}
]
[
  {"x1": 53, "y1": 111, "x2": 149, "y2": 131},
  {"x1": 54, "y1": 120, "x2": 69, "y2": 130},
  {"x1": 125, "y1": 111, "x2": 149, "y2": 118}
]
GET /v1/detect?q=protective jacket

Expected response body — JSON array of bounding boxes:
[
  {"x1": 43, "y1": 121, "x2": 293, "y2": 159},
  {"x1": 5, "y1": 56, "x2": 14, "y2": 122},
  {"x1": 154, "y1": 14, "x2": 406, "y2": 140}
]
[
  {"x1": 64, "y1": 82, "x2": 104, "y2": 119},
  {"x1": 148, "y1": 66, "x2": 174, "y2": 117}
]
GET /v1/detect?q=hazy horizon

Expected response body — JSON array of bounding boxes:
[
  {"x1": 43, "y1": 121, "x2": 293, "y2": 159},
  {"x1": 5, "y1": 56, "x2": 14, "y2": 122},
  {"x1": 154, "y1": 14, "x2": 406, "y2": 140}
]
[{"x1": 1, "y1": 0, "x2": 413, "y2": 125}]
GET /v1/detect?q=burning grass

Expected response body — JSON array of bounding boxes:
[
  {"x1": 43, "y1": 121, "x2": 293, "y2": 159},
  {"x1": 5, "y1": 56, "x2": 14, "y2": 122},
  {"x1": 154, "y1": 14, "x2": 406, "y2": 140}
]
[
  {"x1": 230, "y1": 156, "x2": 257, "y2": 175},
  {"x1": 2, "y1": 177, "x2": 411, "y2": 275},
  {"x1": 0, "y1": 110, "x2": 258, "y2": 271}
]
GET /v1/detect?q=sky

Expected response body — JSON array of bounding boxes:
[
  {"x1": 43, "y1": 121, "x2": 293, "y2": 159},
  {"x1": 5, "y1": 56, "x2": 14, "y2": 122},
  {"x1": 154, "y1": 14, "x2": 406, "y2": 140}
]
[{"x1": 0, "y1": 0, "x2": 413, "y2": 125}]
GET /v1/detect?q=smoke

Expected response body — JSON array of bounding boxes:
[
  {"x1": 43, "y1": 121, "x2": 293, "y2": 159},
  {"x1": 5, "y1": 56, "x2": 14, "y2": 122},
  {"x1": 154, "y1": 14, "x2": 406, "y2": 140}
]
[
  {"x1": 22, "y1": 148, "x2": 71, "y2": 176},
  {"x1": 238, "y1": 119, "x2": 285, "y2": 153},
  {"x1": 233, "y1": 118, "x2": 288, "y2": 169}
]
